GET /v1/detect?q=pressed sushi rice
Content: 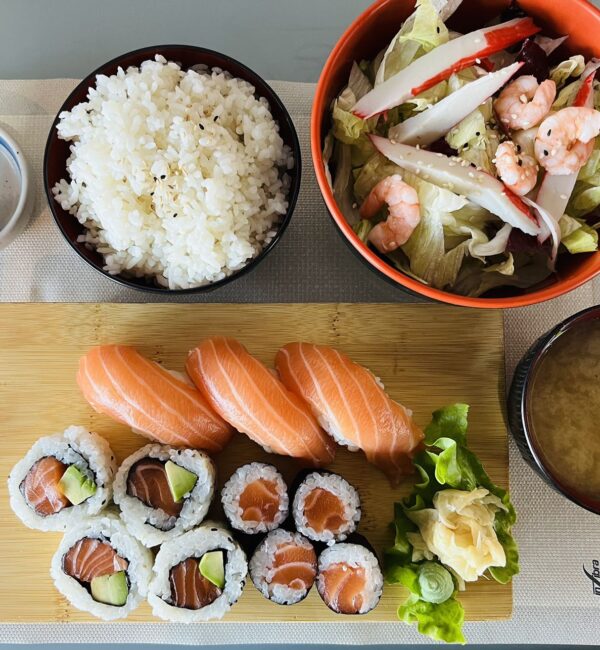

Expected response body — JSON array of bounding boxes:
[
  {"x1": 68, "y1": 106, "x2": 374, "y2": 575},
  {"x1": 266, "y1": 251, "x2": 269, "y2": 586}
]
[{"x1": 52, "y1": 55, "x2": 293, "y2": 289}]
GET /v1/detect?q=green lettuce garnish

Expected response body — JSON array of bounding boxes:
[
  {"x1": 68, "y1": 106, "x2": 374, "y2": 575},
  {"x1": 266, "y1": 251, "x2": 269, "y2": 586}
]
[
  {"x1": 401, "y1": 80, "x2": 448, "y2": 116},
  {"x1": 331, "y1": 62, "x2": 376, "y2": 146},
  {"x1": 452, "y1": 253, "x2": 553, "y2": 297},
  {"x1": 375, "y1": 0, "x2": 449, "y2": 85},
  {"x1": 353, "y1": 153, "x2": 403, "y2": 203},
  {"x1": 568, "y1": 181, "x2": 600, "y2": 220},
  {"x1": 332, "y1": 141, "x2": 360, "y2": 225},
  {"x1": 399, "y1": 592, "x2": 466, "y2": 644},
  {"x1": 400, "y1": 174, "x2": 470, "y2": 288},
  {"x1": 332, "y1": 101, "x2": 371, "y2": 145},
  {"x1": 550, "y1": 55, "x2": 586, "y2": 87},
  {"x1": 445, "y1": 96, "x2": 498, "y2": 173},
  {"x1": 385, "y1": 404, "x2": 519, "y2": 644},
  {"x1": 560, "y1": 215, "x2": 598, "y2": 253},
  {"x1": 568, "y1": 141, "x2": 600, "y2": 235}
]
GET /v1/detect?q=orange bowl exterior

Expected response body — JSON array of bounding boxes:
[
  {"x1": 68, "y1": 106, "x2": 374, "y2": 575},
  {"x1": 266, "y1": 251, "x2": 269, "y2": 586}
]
[{"x1": 311, "y1": 0, "x2": 600, "y2": 308}]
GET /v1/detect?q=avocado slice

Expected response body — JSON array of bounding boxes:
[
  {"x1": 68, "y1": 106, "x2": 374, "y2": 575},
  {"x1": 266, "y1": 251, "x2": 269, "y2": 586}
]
[
  {"x1": 90, "y1": 571, "x2": 128, "y2": 606},
  {"x1": 58, "y1": 465, "x2": 97, "y2": 505},
  {"x1": 199, "y1": 551, "x2": 225, "y2": 589},
  {"x1": 165, "y1": 460, "x2": 197, "y2": 503}
]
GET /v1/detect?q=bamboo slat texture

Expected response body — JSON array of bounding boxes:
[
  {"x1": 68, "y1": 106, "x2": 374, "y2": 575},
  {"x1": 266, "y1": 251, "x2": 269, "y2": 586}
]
[{"x1": 0, "y1": 303, "x2": 510, "y2": 622}]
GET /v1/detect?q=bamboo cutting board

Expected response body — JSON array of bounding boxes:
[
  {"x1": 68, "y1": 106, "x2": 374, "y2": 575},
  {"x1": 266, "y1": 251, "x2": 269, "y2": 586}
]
[{"x1": 0, "y1": 303, "x2": 510, "y2": 623}]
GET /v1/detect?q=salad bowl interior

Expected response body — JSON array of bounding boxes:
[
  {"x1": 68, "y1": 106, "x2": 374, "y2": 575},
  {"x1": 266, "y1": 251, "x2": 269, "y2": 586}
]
[{"x1": 312, "y1": 0, "x2": 600, "y2": 308}]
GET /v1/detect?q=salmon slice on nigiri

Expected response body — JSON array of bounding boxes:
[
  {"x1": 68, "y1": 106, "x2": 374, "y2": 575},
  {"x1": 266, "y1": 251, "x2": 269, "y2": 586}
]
[
  {"x1": 186, "y1": 337, "x2": 335, "y2": 467},
  {"x1": 77, "y1": 345, "x2": 233, "y2": 453},
  {"x1": 275, "y1": 343, "x2": 423, "y2": 485}
]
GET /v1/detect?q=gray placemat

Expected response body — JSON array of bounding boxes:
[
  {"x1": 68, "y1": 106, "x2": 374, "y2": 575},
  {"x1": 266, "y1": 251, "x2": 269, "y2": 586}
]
[{"x1": 0, "y1": 79, "x2": 599, "y2": 645}]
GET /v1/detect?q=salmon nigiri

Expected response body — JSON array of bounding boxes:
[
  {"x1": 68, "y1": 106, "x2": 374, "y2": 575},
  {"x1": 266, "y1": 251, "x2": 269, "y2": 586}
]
[
  {"x1": 275, "y1": 343, "x2": 423, "y2": 485},
  {"x1": 77, "y1": 345, "x2": 233, "y2": 453},
  {"x1": 186, "y1": 337, "x2": 335, "y2": 467}
]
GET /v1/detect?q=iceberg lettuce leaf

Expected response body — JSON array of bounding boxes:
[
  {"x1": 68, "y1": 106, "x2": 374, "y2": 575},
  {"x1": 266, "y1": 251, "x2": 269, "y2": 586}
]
[
  {"x1": 332, "y1": 142, "x2": 360, "y2": 224},
  {"x1": 445, "y1": 98, "x2": 498, "y2": 173},
  {"x1": 550, "y1": 55, "x2": 585, "y2": 87},
  {"x1": 451, "y1": 253, "x2": 551, "y2": 297},
  {"x1": 578, "y1": 140, "x2": 600, "y2": 184},
  {"x1": 332, "y1": 100, "x2": 372, "y2": 144},
  {"x1": 568, "y1": 181, "x2": 600, "y2": 217},
  {"x1": 399, "y1": 80, "x2": 448, "y2": 117},
  {"x1": 400, "y1": 174, "x2": 472, "y2": 288},
  {"x1": 351, "y1": 134, "x2": 377, "y2": 167},
  {"x1": 446, "y1": 109, "x2": 487, "y2": 151},
  {"x1": 560, "y1": 215, "x2": 599, "y2": 253},
  {"x1": 353, "y1": 153, "x2": 403, "y2": 203},
  {"x1": 348, "y1": 61, "x2": 373, "y2": 102},
  {"x1": 376, "y1": 0, "x2": 449, "y2": 84}
]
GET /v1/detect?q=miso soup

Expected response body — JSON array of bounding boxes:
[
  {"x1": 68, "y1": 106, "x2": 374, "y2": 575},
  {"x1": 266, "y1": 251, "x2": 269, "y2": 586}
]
[{"x1": 529, "y1": 318, "x2": 600, "y2": 500}]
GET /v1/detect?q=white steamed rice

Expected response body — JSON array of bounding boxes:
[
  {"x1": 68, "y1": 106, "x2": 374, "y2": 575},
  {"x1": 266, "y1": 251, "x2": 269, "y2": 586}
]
[{"x1": 52, "y1": 55, "x2": 293, "y2": 289}]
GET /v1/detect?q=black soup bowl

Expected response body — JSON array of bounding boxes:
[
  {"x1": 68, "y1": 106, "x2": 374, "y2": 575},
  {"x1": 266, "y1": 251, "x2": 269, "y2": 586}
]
[
  {"x1": 43, "y1": 45, "x2": 301, "y2": 294},
  {"x1": 508, "y1": 305, "x2": 600, "y2": 514}
]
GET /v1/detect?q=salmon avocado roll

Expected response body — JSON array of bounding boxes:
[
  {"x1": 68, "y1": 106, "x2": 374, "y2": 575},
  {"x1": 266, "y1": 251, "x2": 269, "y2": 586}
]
[
  {"x1": 8, "y1": 426, "x2": 115, "y2": 532},
  {"x1": 221, "y1": 463, "x2": 289, "y2": 535},
  {"x1": 50, "y1": 513, "x2": 152, "y2": 620},
  {"x1": 317, "y1": 543, "x2": 383, "y2": 615},
  {"x1": 292, "y1": 471, "x2": 361, "y2": 545},
  {"x1": 114, "y1": 444, "x2": 215, "y2": 548},
  {"x1": 250, "y1": 529, "x2": 317, "y2": 605},
  {"x1": 149, "y1": 523, "x2": 247, "y2": 622}
]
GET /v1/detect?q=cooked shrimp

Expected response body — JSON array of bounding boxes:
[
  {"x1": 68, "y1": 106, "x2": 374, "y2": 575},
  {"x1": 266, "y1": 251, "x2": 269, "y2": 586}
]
[
  {"x1": 359, "y1": 175, "x2": 420, "y2": 253},
  {"x1": 494, "y1": 76, "x2": 556, "y2": 130},
  {"x1": 535, "y1": 107, "x2": 600, "y2": 175},
  {"x1": 494, "y1": 141, "x2": 538, "y2": 196}
]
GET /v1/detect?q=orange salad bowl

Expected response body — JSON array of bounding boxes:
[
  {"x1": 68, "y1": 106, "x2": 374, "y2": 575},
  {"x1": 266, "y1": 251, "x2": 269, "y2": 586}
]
[{"x1": 311, "y1": 0, "x2": 600, "y2": 308}]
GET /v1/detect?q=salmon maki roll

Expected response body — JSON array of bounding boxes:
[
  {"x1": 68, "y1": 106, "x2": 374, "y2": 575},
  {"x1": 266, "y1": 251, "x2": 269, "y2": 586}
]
[
  {"x1": 250, "y1": 529, "x2": 317, "y2": 605},
  {"x1": 275, "y1": 343, "x2": 424, "y2": 485},
  {"x1": 186, "y1": 337, "x2": 335, "y2": 467},
  {"x1": 292, "y1": 471, "x2": 361, "y2": 545},
  {"x1": 221, "y1": 463, "x2": 289, "y2": 535},
  {"x1": 77, "y1": 345, "x2": 233, "y2": 453},
  {"x1": 317, "y1": 542, "x2": 383, "y2": 615}
]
